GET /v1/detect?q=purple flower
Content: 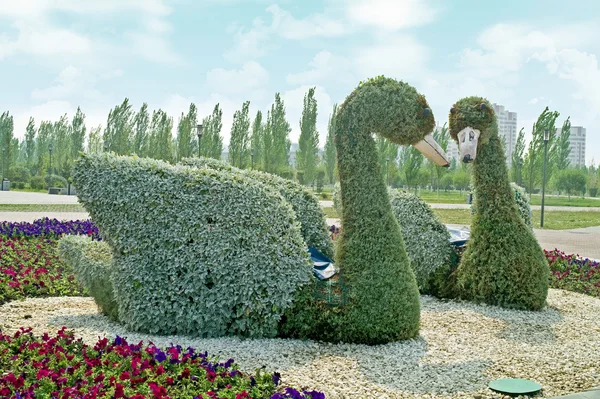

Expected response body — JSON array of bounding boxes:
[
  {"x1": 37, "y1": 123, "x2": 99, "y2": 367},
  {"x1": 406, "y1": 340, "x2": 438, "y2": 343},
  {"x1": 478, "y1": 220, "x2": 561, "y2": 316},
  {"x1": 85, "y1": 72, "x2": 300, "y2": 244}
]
[
  {"x1": 272, "y1": 372, "x2": 281, "y2": 386},
  {"x1": 154, "y1": 350, "x2": 167, "y2": 362}
]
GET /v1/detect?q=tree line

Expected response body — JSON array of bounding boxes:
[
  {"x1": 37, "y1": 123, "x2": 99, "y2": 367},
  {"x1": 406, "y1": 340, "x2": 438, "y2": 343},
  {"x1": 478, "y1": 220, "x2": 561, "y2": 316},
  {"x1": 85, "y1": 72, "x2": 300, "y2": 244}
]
[{"x1": 1, "y1": 95, "x2": 598, "y2": 198}]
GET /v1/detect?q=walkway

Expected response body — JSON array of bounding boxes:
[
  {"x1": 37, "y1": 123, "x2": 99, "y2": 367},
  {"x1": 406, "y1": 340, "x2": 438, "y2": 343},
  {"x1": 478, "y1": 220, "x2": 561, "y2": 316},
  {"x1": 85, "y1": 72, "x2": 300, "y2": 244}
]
[
  {"x1": 0, "y1": 191, "x2": 78, "y2": 204},
  {"x1": 319, "y1": 200, "x2": 600, "y2": 212}
]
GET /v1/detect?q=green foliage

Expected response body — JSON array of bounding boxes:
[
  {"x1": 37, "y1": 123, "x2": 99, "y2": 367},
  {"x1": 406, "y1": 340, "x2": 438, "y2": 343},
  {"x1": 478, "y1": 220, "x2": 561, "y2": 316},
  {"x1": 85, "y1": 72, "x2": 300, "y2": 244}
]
[
  {"x1": 70, "y1": 107, "x2": 86, "y2": 161},
  {"x1": 175, "y1": 103, "x2": 197, "y2": 161},
  {"x1": 73, "y1": 153, "x2": 311, "y2": 338},
  {"x1": 296, "y1": 88, "x2": 319, "y2": 185},
  {"x1": 87, "y1": 125, "x2": 103, "y2": 154},
  {"x1": 45, "y1": 174, "x2": 67, "y2": 188},
  {"x1": 58, "y1": 235, "x2": 118, "y2": 321},
  {"x1": 30, "y1": 176, "x2": 45, "y2": 190},
  {"x1": 1, "y1": 111, "x2": 15, "y2": 176},
  {"x1": 8, "y1": 165, "x2": 31, "y2": 183},
  {"x1": 284, "y1": 77, "x2": 435, "y2": 344},
  {"x1": 228, "y1": 101, "x2": 251, "y2": 168},
  {"x1": 511, "y1": 128, "x2": 526, "y2": 186},
  {"x1": 472, "y1": 183, "x2": 532, "y2": 228},
  {"x1": 389, "y1": 190, "x2": 452, "y2": 288},
  {"x1": 25, "y1": 117, "x2": 36, "y2": 171},
  {"x1": 333, "y1": 185, "x2": 452, "y2": 289},
  {"x1": 555, "y1": 168, "x2": 587, "y2": 199},
  {"x1": 400, "y1": 146, "x2": 423, "y2": 191},
  {"x1": 200, "y1": 104, "x2": 224, "y2": 160},
  {"x1": 148, "y1": 109, "x2": 174, "y2": 162},
  {"x1": 132, "y1": 103, "x2": 150, "y2": 157},
  {"x1": 523, "y1": 107, "x2": 560, "y2": 194},
  {"x1": 449, "y1": 96, "x2": 549, "y2": 311},
  {"x1": 555, "y1": 117, "x2": 571, "y2": 171},
  {"x1": 264, "y1": 93, "x2": 291, "y2": 173},
  {"x1": 181, "y1": 157, "x2": 333, "y2": 258},
  {"x1": 323, "y1": 104, "x2": 338, "y2": 184},
  {"x1": 103, "y1": 98, "x2": 133, "y2": 155},
  {"x1": 250, "y1": 110, "x2": 264, "y2": 169}
]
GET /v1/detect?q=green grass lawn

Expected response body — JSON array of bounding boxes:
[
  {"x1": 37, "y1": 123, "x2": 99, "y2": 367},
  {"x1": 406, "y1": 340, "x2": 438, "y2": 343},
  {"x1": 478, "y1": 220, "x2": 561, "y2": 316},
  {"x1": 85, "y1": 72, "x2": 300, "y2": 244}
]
[
  {"x1": 0, "y1": 204, "x2": 86, "y2": 212},
  {"x1": 324, "y1": 206, "x2": 600, "y2": 230},
  {"x1": 406, "y1": 190, "x2": 600, "y2": 207}
]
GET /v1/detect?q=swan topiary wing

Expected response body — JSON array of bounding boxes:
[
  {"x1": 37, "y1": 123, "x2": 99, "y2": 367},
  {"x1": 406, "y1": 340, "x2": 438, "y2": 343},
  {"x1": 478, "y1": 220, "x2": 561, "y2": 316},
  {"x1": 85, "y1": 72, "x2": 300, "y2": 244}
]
[
  {"x1": 73, "y1": 153, "x2": 311, "y2": 337},
  {"x1": 180, "y1": 157, "x2": 333, "y2": 258}
]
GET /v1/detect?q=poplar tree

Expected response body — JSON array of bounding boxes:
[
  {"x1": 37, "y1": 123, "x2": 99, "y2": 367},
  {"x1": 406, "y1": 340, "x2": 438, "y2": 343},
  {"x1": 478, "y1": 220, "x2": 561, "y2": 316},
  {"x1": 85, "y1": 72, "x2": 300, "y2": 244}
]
[
  {"x1": 104, "y1": 98, "x2": 133, "y2": 155},
  {"x1": 228, "y1": 101, "x2": 251, "y2": 168},
  {"x1": 70, "y1": 107, "x2": 86, "y2": 160},
  {"x1": 296, "y1": 87, "x2": 319, "y2": 185},
  {"x1": 133, "y1": 103, "x2": 150, "y2": 157},
  {"x1": 176, "y1": 103, "x2": 197, "y2": 161},
  {"x1": 323, "y1": 104, "x2": 337, "y2": 184},
  {"x1": 250, "y1": 110, "x2": 264, "y2": 170},
  {"x1": 267, "y1": 93, "x2": 291, "y2": 173},
  {"x1": 511, "y1": 128, "x2": 526, "y2": 186},
  {"x1": 25, "y1": 117, "x2": 36, "y2": 172},
  {"x1": 200, "y1": 104, "x2": 224, "y2": 160}
]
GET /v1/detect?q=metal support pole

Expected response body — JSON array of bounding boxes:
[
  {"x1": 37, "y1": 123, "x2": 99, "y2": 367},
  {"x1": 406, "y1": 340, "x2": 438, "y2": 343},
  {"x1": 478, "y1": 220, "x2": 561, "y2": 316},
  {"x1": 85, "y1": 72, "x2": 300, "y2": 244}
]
[{"x1": 541, "y1": 133, "x2": 549, "y2": 228}]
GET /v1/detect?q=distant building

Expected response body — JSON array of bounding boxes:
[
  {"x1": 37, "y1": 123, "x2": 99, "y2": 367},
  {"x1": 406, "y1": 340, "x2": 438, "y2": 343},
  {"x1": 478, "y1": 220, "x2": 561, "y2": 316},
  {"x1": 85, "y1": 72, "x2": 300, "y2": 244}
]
[
  {"x1": 556, "y1": 126, "x2": 586, "y2": 167},
  {"x1": 444, "y1": 127, "x2": 460, "y2": 162},
  {"x1": 492, "y1": 103, "x2": 518, "y2": 165}
]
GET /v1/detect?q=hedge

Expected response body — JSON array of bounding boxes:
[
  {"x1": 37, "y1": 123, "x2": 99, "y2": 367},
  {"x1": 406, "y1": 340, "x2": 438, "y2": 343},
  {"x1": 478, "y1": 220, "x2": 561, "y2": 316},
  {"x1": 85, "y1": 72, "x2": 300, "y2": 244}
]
[
  {"x1": 58, "y1": 235, "x2": 118, "y2": 321},
  {"x1": 72, "y1": 153, "x2": 312, "y2": 338},
  {"x1": 180, "y1": 157, "x2": 333, "y2": 258},
  {"x1": 472, "y1": 182, "x2": 532, "y2": 228},
  {"x1": 449, "y1": 97, "x2": 549, "y2": 310}
]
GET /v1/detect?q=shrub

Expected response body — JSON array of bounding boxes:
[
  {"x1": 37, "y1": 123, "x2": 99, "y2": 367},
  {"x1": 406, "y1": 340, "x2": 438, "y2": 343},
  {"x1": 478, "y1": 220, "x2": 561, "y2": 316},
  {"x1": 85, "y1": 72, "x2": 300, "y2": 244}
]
[
  {"x1": 29, "y1": 176, "x2": 45, "y2": 190},
  {"x1": 58, "y1": 235, "x2": 118, "y2": 321},
  {"x1": 73, "y1": 153, "x2": 311, "y2": 338},
  {"x1": 389, "y1": 190, "x2": 452, "y2": 288},
  {"x1": 44, "y1": 174, "x2": 67, "y2": 188},
  {"x1": 7, "y1": 166, "x2": 31, "y2": 183},
  {"x1": 14, "y1": 182, "x2": 25, "y2": 189},
  {"x1": 282, "y1": 77, "x2": 432, "y2": 344},
  {"x1": 334, "y1": 186, "x2": 453, "y2": 289},
  {"x1": 0, "y1": 328, "x2": 324, "y2": 399},
  {"x1": 332, "y1": 182, "x2": 342, "y2": 215},
  {"x1": 590, "y1": 187, "x2": 598, "y2": 197},
  {"x1": 181, "y1": 157, "x2": 333, "y2": 258}
]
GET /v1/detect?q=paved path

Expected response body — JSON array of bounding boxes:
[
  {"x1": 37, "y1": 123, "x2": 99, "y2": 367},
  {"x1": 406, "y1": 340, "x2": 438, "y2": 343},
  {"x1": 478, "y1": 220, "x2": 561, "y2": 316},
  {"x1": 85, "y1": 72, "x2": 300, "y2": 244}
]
[
  {"x1": 327, "y1": 218, "x2": 600, "y2": 260},
  {"x1": 0, "y1": 191, "x2": 78, "y2": 204},
  {"x1": 319, "y1": 200, "x2": 600, "y2": 212},
  {"x1": 0, "y1": 212, "x2": 89, "y2": 223},
  {"x1": 551, "y1": 387, "x2": 600, "y2": 399}
]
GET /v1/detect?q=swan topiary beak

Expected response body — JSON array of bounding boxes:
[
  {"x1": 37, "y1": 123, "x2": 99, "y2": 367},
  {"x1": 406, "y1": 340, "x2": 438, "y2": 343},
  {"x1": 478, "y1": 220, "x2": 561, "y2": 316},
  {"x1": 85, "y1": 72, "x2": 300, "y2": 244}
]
[{"x1": 412, "y1": 133, "x2": 450, "y2": 167}]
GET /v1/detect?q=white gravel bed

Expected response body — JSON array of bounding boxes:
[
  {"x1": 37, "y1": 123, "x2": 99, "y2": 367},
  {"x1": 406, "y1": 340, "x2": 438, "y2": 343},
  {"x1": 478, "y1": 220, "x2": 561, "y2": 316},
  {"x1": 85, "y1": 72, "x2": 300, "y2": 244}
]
[{"x1": 1, "y1": 289, "x2": 599, "y2": 399}]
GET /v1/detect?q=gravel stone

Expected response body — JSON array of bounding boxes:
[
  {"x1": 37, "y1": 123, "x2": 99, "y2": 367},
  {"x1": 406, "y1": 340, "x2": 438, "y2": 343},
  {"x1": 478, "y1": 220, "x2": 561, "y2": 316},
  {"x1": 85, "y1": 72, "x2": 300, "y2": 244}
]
[{"x1": 1, "y1": 289, "x2": 599, "y2": 399}]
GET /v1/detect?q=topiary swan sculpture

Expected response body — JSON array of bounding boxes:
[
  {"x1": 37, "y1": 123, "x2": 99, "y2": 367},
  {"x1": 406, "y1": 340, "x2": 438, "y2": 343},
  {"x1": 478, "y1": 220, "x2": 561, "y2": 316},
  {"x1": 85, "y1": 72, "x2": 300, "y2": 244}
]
[
  {"x1": 281, "y1": 76, "x2": 450, "y2": 344},
  {"x1": 449, "y1": 97, "x2": 549, "y2": 310}
]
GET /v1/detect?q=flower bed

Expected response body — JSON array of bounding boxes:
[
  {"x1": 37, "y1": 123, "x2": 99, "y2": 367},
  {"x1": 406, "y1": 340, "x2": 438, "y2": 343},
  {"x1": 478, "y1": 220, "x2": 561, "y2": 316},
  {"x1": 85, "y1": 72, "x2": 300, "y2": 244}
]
[
  {"x1": 0, "y1": 237, "x2": 84, "y2": 305},
  {"x1": 0, "y1": 218, "x2": 100, "y2": 240},
  {"x1": 546, "y1": 249, "x2": 600, "y2": 298},
  {"x1": 0, "y1": 327, "x2": 323, "y2": 399}
]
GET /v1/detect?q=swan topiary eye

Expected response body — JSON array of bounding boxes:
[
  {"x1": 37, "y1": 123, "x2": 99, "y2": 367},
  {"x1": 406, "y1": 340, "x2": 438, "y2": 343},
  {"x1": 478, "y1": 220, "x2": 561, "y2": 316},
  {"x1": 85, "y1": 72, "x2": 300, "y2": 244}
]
[
  {"x1": 423, "y1": 108, "x2": 431, "y2": 117},
  {"x1": 450, "y1": 107, "x2": 456, "y2": 114},
  {"x1": 480, "y1": 103, "x2": 487, "y2": 110}
]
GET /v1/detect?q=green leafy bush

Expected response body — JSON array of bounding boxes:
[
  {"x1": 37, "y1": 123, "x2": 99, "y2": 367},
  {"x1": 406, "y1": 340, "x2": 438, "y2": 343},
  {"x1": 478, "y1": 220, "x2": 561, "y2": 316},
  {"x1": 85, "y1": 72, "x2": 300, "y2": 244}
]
[
  {"x1": 181, "y1": 157, "x2": 333, "y2": 258},
  {"x1": 334, "y1": 185, "x2": 452, "y2": 288},
  {"x1": 30, "y1": 176, "x2": 45, "y2": 190},
  {"x1": 449, "y1": 97, "x2": 549, "y2": 310},
  {"x1": 389, "y1": 190, "x2": 452, "y2": 288},
  {"x1": 58, "y1": 235, "x2": 118, "y2": 321},
  {"x1": 45, "y1": 174, "x2": 67, "y2": 188},
  {"x1": 8, "y1": 166, "x2": 31, "y2": 183},
  {"x1": 73, "y1": 153, "x2": 312, "y2": 338},
  {"x1": 282, "y1": 76, "x2": 433, "y2": 344}
]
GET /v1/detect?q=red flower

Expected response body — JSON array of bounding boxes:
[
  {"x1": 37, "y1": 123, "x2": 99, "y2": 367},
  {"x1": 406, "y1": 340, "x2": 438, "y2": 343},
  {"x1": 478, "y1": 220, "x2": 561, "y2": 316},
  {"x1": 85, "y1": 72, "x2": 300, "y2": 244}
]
[{"x1": 119, "y1": 371, "x2": 130, "y2": 381}]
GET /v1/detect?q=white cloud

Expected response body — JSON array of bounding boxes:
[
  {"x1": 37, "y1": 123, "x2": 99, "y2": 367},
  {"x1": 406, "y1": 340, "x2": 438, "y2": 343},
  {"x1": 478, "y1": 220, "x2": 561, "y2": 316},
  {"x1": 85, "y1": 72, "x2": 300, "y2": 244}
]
[
  {"x1": 528, "y1": 98, "x2": 539, "y2": 105},
  {"x1": 287, "y1": 51, "x2": 354, "y2": 85},
  {"x1": 224, "y1": 5, "x2": 346, "y2": 63},
  {"x1": 354, "y1": 35, "x2": 430, "y2": 80},
  {"x1": 344, "y1": 0, "x2": 438, "y2": 30},
  {"x1": 0, "y1": 0, "x2": 171, "y2": 17},
  {"x1": 206, "y1": 62, "x2": 270, "y2": 94},
  {"x1": 124, "y1": 32, "x2": 185, "y2": 65}
]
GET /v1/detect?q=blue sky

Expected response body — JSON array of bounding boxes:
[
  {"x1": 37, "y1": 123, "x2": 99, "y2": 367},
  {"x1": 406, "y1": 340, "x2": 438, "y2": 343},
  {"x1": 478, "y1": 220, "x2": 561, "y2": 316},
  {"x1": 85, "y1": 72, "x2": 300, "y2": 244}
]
[{"x1": 1, "y1": 0, "x2": 599, "y2": 164}]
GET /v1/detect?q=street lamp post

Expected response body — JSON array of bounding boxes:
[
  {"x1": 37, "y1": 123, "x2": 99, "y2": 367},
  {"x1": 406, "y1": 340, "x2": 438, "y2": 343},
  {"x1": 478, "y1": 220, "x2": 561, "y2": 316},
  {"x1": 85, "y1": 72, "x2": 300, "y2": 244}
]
[
  {"x1": 386, "y1": 156, "x2": 390, "y2": 187},
  {"x1": 541, "y1": 129, "x2": 550, "y2": 228},
  {"x1": 48, "y1": 144, "x2": 54, "y2": 175},
  {"x1": 1, "y1": 147, "x2": 6, "y2": 181},
  {"x1": 196, "y1": 124, "x2": 204, "y2": 158},
  {"x1": 251, "y1": 149, "x2": 255, "y2": 170}
]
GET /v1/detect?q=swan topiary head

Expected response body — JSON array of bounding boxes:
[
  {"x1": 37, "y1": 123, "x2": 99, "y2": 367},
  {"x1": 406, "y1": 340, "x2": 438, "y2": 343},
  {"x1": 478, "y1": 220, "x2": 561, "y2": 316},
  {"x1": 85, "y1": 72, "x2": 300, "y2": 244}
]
[{"x1": 448, "y1": 96, "x2": 496, "y2": 163}]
